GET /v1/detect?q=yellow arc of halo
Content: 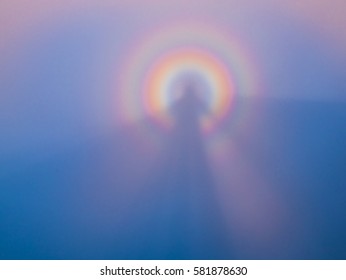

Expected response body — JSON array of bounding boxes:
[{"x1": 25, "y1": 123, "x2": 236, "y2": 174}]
[{"x1": 143, "y1": 48, "x2": 235, "y2": 131}]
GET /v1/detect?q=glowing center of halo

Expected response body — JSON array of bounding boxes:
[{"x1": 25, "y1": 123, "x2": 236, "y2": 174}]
[{"x1": 143, "y1": 48, "x2": 235, "y2": 131}]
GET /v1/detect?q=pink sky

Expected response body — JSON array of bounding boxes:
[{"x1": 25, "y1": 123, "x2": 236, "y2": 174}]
[{"x1": 1, "y1": 0, "x2": 346, "y2": 52}]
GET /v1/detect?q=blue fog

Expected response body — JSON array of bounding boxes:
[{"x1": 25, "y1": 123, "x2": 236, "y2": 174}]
[{"x1": 0, "y1": 14, "x2": 346, "y2": 259}]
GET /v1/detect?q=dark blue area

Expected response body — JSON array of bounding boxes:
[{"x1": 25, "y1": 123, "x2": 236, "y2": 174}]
[{"x1": 1, "y1": 97, "x2": 346, "y2": 259}]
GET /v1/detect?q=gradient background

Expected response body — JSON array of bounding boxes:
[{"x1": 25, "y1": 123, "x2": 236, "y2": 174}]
[{"x1": 1, "y1": 0, "x2": 346, "y2": 259}]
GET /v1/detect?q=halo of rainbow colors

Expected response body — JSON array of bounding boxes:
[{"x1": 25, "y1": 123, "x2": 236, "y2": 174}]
[{"x1": 118, "y1": 21, "x2": 258, "y2": 134}]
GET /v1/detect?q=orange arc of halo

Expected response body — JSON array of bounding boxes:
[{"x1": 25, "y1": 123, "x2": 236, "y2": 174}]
[{"x1": 143, "y1": 49, "x2": 235, "y2": 129}]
